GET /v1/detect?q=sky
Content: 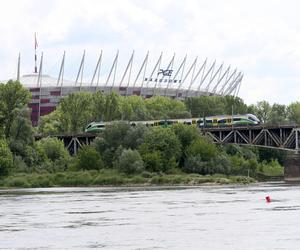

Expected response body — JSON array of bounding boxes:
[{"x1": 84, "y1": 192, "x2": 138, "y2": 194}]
[{"x1": 0, "y1": 0, "x2": 300, "y2": 105}]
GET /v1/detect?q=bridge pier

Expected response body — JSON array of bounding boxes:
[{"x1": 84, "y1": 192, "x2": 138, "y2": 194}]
[{"x1": 284, "y1": 153, "x2": 300, "y2": 182}]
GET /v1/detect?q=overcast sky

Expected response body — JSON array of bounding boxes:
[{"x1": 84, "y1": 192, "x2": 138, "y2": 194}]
[{"x1": 0, "y1": 0, "x2": 299, "y2": 105}]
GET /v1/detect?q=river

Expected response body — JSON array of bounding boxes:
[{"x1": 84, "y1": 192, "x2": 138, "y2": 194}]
[{"x1": 0, "y1": 183, "x2": 300, "y2": 249}]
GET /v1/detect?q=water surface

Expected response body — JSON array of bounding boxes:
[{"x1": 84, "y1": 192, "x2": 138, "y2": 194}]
[{"x1": 1, "y1": 183, "x2": 299, "y2": 249}]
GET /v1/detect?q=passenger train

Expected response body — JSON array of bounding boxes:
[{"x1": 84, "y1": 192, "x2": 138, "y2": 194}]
[{"x1": 85, "y1": 114, "x2": 260, "y2": 133}]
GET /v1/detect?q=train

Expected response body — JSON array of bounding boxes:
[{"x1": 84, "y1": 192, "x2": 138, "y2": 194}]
[{"x1": 85, "y1": 114, "x2": 260, "y2": 133}]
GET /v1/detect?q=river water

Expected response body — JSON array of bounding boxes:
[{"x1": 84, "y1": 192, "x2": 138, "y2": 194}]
[{"x1": 0, "y1": 183, "x2": 300, "y2": 250}]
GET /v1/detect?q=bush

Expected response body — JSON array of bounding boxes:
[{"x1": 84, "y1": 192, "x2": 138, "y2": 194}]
[
  {"x1": 260, "y1": 159, "x2": 284, "y2": 177},
  {"x1": 37, "y1": 138, "x2": 68, "y2": 161},
  {"x1": 36, "y1": 137, "x2": 71, "y2": 171},
  {"x1": 229, "y1": 155, "x2": 246, "y2": 175},
  {"x1": 186, "y1": 137, "x2": 217, "y2": 161},
  {"x1": 208, "y1": 154, "x2": 231, "y2": 175},
  {"x1": 171, "y1": 123, "x2": 200, "y2": 150},
  {"x1": 4, "y1": 176, "x2": 31, "y2": 188},
  {"x1": 93, "y1": 175, "x2": 124, "y2": 185},
  {"x1": 141, "y1": 151, "x2": 163, "y2": 172},
  {"x1": 115, "y1": 149, "x2": 144, "y2": 174},
  {"x1": 183, "y1": 155, "x2": 208, "y2": 175},
  {"x1": 123, "y1": 124, "x2": 149, "y2": 149},
  {"x1": 0, "y1": 139, "x2": 14, "y2": 177},
  {"x1": 75, "y1": 145, "x2": 104, "y2": 170},
  {"x1": 139, "y1": 127, "x2": 181, "y2": 172}
]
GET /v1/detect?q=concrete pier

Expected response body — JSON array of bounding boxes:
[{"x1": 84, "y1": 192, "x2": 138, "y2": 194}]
[{"x1": 284, "y1": 153, "x2": 300, "y2": 181}]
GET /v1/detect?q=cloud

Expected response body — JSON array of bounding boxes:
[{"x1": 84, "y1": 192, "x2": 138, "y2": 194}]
[{"x1": 0, "y1": 0, "x2": 300, "y2": 105}]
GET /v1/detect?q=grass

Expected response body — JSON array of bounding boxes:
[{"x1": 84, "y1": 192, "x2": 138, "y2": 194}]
[{"x1": 0, "y1": 169, "x2": 256, "y2": 188}]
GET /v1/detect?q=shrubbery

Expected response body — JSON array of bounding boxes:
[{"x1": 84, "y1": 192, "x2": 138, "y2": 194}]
[
  {"x1": 36, "y1": 137, "x2": 71, "y2": 172},
  {"x1": 0, "y1": 81, "x2": 286, "y2": 186},
  {"x1": 74, "y1": 145, "x2": 104, "y2": 170},
  {"x1": 0, "y1": 139, "x2": 14, "y2": 177},
  {"x1": 115, "y1": 149, "x2": 144, "y2": 174}
]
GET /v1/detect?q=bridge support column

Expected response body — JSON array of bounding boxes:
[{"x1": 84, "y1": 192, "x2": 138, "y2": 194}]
[{"x1": 284, "y1": 153, "x2": 300, "y2": 182}]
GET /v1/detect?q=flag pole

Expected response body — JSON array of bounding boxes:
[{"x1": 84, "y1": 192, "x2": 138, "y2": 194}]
[{"x1": 34, "y1": 33, "x2": 38, "y2": 73}]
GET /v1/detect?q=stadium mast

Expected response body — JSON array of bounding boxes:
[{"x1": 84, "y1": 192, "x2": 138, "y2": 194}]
[
  {"x1": 34, "y1": 33, "x2": 38, "y2": 73},
  {"x1": 17, "y1": 53, "x2": 21, "y2": 81}
]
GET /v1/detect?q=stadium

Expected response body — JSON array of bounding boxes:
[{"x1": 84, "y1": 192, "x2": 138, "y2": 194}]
[{"x1": 10, "y1": 51, "x2": 243, "y2": 126}]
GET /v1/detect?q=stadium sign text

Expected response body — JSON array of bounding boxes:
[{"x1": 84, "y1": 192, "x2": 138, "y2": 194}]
[{"x1": 158, "y1": 69, "x2": 173, "y2": 76}]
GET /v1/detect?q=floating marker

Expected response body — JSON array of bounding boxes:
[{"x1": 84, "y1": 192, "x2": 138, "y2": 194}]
[{"x1": 265, "y1": 196, "x2": 271, "y2": 203}]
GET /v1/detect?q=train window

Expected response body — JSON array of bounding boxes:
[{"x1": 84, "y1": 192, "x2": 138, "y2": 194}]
[
  {"x1": 131, "y1": 123, "x2": 136, "y2": 127},
  {"x1": 248, "y1": 116, "x2": 255, "y2": 121},
  {"x1": 213, "y1": 119, "x2": 218, "y2": 123},
  {"x1": 96, "y1": 124, "x2": 105, "y2": 128},
  {"x1": 227, "y1": 118, "x2": 232, "y2": 123},
  {"x1": 154, "y1": 122, "x2": 159, "y2": 126},
  {"x1": 184, "y1": 121, "x2": 192, "y2": 125},
  {"x1": 158, "y1": 121, "x2": 165, "y2": 125},
  {"x1": 192, "y1": 120, "x2": 196, "y2": 124},
  {"x1": 86, "y1": 124, "x2": 92, "y2": 129},
  {"x1": 233, "y1": 118, "x2": 241, "y2": 121},
  {"x1": 206, "y1": 120, "x2": 212, "y2": 123},
  {"x1": 197, "y1": 119, "x2": 203, "y2": 124},
  {"x1": 218, "y1": 119, "x2": 226, "y2": 124}
]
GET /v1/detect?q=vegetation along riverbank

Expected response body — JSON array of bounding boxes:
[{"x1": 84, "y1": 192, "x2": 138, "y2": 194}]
[{"x1": 0, "y1": 80, "x2": 292, "y2": 188}]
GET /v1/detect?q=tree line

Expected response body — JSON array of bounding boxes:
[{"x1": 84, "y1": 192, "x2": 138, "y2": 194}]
[
  {"x1": 0, "y1": 80, "x2": 291, "y2": 182},
  {"x1": 38, "y1": 91, "x2": 300, "y2": 135}
]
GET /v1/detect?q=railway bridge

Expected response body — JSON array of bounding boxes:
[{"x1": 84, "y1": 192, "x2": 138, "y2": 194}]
[
  {"x1": 202, "y1": 125, "x2": 300, "y2": 181},
  {"x1": 41, "y1": 124, "x2": 300, "y2": 181}
]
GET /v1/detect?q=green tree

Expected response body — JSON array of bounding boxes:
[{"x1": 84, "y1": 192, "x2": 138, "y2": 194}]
[
  {"x1": 74, "y1": 145, "x2": 104, "y2": 170},
  {"x1": 104, "y1": 92, "x2": 121, "y2": 121},
  {"x1": 36, "y1": 137, "x2": 71, "y2": 172},
  {"x1": 287, "y1": 102, "x2": 300, "y2": 124},
  {"x1": 185, "y1": 96, "x2": 225, "y2": 117},
  {"x1": 115, "y1": 149, "x2": 144, "y2": 174},
  {"x1": 120, "y1": 97, "x2": 133, "y2": 121},
  {"x1": 141, "y1": 151, "x2": 163, "y2": 172},
  {"x1": 123, "y1": 124, "x2": 149, "y2": 149},
  {"x1": 102, "y1": 122, "x2": 131, "y2": 149},
  {"x1": 38, "y1": 110, "x2": 63, "y2": 135},
  {"x1": 186, "y1": 137, "x2": 217, "y2": 161},
  {"x1": 250, "y1": 101, "x2": 271, "y2": 123},
  {"x1": 172, "y1": 123, "x2": 200, "y2": 151},
  {"x1": 0, "y1": 139, "x2": 14, "y2": 176},
  {"x1": 0, "y1": 80, "x2": 31, "y2": 138},
  {"x1": 222, "y1": 96, "x2": 248, "y2": 115},
  {"x1": 8, "y1": 108, "x2": 36, "y2": 167},
  {"x1": 9, "y1": 107, "x2": 34, "y2": 146},
  {"x1": 269, "y1": 103, "x2": 287, "y2": 124},
  {"x1": 57, "y1": 92, "x2": 93, "y2": 133},
  {"x1": 91, "y1": 91, "x2": 106, "y2": 121},
  {"x1": 126, "y1": 95, "x2": 151, "y2": 120},
  {"x1": 145, "y1": 96, "x2": 189, "y2": 119},
  {"x1": 139, "y1": 127, "x2": 181, "y2": 171}
]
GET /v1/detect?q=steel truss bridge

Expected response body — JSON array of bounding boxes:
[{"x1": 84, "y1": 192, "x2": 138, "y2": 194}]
[
  {"x1": 202, "y1": 125, "x2": 300, "y2": 151},
  {"x1": 36, "y1": 125, "x2": 300, "y2": 181},
  {"x1": 41, "y1": 125, "x2": 300, "y2": 155}
]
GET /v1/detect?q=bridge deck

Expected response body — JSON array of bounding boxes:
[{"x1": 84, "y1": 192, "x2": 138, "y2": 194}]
[{"x1": 35, "y1": 124, "x2": 300, "y2": 153}]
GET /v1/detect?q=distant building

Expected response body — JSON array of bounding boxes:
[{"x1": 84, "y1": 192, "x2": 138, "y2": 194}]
[{"x1": 8, "y1": 51, "x2": 243, "y2": 125}]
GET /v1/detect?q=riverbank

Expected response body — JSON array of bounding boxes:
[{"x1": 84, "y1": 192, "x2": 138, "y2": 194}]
[{"x1": 0, "y1": 170, "x2": 257, "y2": 188}]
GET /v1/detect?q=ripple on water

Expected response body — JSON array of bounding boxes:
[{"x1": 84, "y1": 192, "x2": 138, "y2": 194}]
[{"x1": 65, "y1": 210, "x2": 114, "y2": 214}]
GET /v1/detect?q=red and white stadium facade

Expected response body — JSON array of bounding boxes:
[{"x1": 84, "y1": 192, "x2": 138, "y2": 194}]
[{"x1": 8, "y1": 51, "x2": 243, "y2": 126}]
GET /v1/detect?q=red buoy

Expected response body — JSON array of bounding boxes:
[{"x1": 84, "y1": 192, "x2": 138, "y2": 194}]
[{"x1": 265, "y1": 196, "x2": 271, "y2": 203}]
